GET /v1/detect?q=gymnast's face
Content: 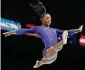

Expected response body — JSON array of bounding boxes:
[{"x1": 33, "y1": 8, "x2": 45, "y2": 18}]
[{"x1": 41, "y1": 14, "x2": 51, "y2": 26}]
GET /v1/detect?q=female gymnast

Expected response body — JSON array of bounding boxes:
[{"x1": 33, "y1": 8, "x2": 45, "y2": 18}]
[{"x1": 3, "y1": 13, "x2": 83, "y2": 68}]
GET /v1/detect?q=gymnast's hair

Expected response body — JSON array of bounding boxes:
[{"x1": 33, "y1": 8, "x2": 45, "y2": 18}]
[{"x1": 29, "y1": 0, "x2": 50, "y2": 18}]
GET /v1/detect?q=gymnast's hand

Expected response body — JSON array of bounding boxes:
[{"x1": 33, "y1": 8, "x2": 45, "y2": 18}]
[
  {"x1": 78, "y1": 25, "x2": 84, "y2": 32},
  {"x1": 3, "y1": 31, "x2": 16, "y2": 37}
]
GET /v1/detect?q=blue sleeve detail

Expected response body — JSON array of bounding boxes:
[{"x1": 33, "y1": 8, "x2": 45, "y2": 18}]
[
  {"x1": 56, "y1": 28, "x2": 64, "y2": 35},
  {"x1": 16, "y1": 28, "x2": 36, "y2": 35},
  {"x1": 68, "y1": 29, "x2": 75, "y2": 36}
]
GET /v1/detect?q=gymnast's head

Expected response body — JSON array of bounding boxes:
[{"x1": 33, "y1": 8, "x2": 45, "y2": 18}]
[
  {"x1": 40, "y1": 13, "x2": 51, "y2": 26},
  {"x1": 29, "y1": 1, "x2": 51, "y2": 26}
]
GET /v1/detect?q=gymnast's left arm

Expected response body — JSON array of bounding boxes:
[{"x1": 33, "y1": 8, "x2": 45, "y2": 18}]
[
  {"x1": 68, "y1": 25, "x2": 83, "y2": 35},
  {"x1": 56, "y1": 25, "x2": 83, "y2": 36},
  {"x1": 74, "y1": 25, "x2": 83, "y2": 33}
]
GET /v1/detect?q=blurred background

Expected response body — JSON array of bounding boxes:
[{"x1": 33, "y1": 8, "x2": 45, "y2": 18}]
[{"x1": 1, "y1": 0, "x2": 85, "y2": 70}]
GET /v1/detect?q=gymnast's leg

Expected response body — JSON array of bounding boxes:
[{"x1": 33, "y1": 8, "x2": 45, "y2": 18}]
[{"x1": 33, "y1": 30, "x2": 68, "y2": 68}]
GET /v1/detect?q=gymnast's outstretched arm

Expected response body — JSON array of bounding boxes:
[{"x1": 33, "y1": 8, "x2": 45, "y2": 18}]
[
  {"x1": 3, "y1": 28, "x2": 37, "y2": 37},
  {"x1": 56, "y1": 25, "x2": 83, "y2": 36}
]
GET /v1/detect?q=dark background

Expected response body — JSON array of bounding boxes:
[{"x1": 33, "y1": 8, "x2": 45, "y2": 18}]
[{"x1": 1, "y1": 0, "x2": 85, "y2": 70}]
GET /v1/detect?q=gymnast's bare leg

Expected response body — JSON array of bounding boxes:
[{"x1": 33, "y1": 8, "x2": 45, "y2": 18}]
[{"x1": 33, "y1": 30, "x2": 68, "y2": 68}]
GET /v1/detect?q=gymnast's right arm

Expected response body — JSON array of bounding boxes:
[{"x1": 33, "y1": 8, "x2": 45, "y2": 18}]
[{"x1": 3, "y1": 28, "x2": 36, "y2": 37}]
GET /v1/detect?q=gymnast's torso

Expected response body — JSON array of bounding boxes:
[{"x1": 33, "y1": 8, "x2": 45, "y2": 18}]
[{"x1": 33, "y1": 26, "x2": 58, "y2": 48}]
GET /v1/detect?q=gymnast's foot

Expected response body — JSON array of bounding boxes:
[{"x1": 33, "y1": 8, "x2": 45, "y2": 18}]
[{"x1": 33, "y1": 60, "x2": 40, "y2": 68}]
